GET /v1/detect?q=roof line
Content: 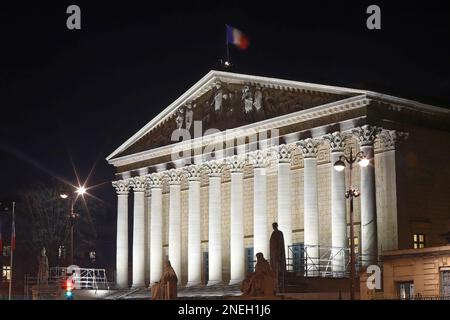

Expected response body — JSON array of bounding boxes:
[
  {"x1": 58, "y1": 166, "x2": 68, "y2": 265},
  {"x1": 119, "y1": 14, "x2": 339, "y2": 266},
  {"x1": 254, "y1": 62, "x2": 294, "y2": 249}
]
[{"x1": 106, "y1": 70, "x2": 449, "y2": 161}]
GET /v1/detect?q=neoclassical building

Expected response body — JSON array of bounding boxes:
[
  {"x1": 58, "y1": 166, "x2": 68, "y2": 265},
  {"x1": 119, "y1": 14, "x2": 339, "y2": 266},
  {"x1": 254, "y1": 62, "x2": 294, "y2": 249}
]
[{"x1": 107, "y1": 71, "x2": 450, "y2": 288}]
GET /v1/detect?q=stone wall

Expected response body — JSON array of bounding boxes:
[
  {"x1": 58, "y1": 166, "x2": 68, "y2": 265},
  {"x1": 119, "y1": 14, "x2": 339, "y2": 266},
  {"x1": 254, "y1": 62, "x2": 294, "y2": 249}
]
[
  {"x1": 396, "y1": 126, "x2": 450, "y2": 249},
  {"x1": 381, "y1": 246, "x2": 450, "y2": 298}
]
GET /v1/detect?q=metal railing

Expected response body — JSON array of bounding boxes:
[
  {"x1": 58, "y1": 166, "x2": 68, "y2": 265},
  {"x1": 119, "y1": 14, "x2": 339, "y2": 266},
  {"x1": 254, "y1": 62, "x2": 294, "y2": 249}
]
[
  {"x1": 287, "y1": 244, "x2": 381, "y2": 278},
  {"x1": 24, "y1": 267, "x2": 110, "y2": 299}
]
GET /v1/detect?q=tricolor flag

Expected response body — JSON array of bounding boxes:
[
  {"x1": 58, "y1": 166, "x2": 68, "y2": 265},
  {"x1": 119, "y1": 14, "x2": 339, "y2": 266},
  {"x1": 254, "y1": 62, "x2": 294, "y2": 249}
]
[{"x1": 226, "y1": 25, "x2": 249, "y2": 50}]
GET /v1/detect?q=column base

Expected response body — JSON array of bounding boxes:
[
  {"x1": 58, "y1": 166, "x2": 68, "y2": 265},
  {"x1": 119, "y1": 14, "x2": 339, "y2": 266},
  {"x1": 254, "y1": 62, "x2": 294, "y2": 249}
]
[
  {"x1": 228, "y1": 279, "x2": 243, "y2": 286},
  {"x1": 207, "y1": 280, "x2": 222, "y2": 286},
  {"x1": 131, "y1": 283, "x2": 146, "y2": 289},
  {"x1": 115, "y1": 283, "x2": 129, "y2": 290},
  {"x1": 186, "y1": 281, "x2": 201, "y2": 287}
]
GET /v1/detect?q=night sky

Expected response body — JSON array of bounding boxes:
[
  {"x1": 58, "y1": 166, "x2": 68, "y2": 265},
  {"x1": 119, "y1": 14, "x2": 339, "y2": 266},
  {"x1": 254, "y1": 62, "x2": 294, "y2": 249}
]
[{"x1": 1, "y1": 0, "x2": 449, "y2": 209}]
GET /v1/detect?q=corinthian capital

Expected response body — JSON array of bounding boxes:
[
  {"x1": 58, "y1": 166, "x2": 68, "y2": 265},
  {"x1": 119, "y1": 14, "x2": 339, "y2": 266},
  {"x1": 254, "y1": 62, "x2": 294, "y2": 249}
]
[
  {"x1": 379, "y1": 130, "x2": 409, "y2": 151},
  {"x1": 148, "y1": 173, "x2": 164, "y2": 189},
  {"x1": 249, "y1": 150, "x2": 270, "y2": 168},
  {"x1": 226, "y1": 155, "x2": 246, "y2": 173},
  {"x1": 352, "y1": 125, "x2": 382, "y2": 146},
  {"x1": 272, "y1": 144, "x2": 292, "y2": 163},
  {"x1": 297, "y1": 138, "x2": 320, "y2": 158},
  {"x1": 112, "y1": 180, "x2": 130, "y2": 195},
  {"x1": 184, "y1": 165, "x2": 203, "y2": 181},
  {"x1": 130, "y1": 176, "x2": 148, "y2": 192},
  {"x1": 166, "y1": 169, "x2": 183, "y2": 185},
  {"x1": 323, "y1": 132, "x2": 347, "y2": 153},
  {"x1": 203, "y1": 160, "x2": 224, "y2": 177}
]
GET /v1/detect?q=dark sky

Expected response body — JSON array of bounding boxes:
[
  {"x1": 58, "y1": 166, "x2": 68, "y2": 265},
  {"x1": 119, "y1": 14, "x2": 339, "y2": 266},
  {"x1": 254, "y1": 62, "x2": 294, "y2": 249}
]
[{"x1": 1, "y1": 0, "x2": 449, "y2": 208}]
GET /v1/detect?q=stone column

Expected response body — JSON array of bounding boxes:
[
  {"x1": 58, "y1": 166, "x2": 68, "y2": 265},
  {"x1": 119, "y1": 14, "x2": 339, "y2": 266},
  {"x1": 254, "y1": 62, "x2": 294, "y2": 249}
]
[
  {"x1": 130, "y1": 176, "x2": 147, "y2": 288},
  {"x1": 376, "y1": 130, "x2": 407, "y2": 252},
  {"x1": 146, "y1": 183, "x2": 152, "y2": 284},
  {"x1": 185, "y1": 165, "x2": 202, "y2": 286},
  {"x1": 145, "y1": 186, "x2": 151, "y2": 286},
  {"x1": 251, "y1": 150, "x2": 269, "y2": 258},
  {"x1": 324, "y1": 132, "x2": 347, "y2": 274},
  {"x1": 167, "y1": 169, "x2": 182, "y2": 281},
  {"x1": 275, "y1": 144, "x2": 293, "y2": 266},
  {"x1": 353, "y1": 125, "x2": 380, "y2": 267},
  {"x1": 298, "y1": 138, "x2": 320, "y2": 273},
  {"x1": 149, "y1": 173, "x2": 164, "y2": 284},
  {"x1": 113, "y1": 180, "x2": 130, "y2": 288},
  {"x1": 228, "y1": 155, "x2": 245, "y2": 285},
  {"x1": 204, "y1": 161, "x2": 223, "y2": 285}
]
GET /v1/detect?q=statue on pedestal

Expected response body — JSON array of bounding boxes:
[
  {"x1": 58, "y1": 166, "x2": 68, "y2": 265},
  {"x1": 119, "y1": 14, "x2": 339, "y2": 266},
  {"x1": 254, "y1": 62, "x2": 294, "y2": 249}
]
[
  {"x1": 269, "y1": 222, "x2": 286, "y2": 291},
  {"x1": 241, "y1": 252, "x2": 276, "y2": 297},
  {"x1": 37, "y1": 247, "x2": 49, "y2": 285},
  {"x1": 151, "y1": 260, "x2": 178, "y2": 300}
]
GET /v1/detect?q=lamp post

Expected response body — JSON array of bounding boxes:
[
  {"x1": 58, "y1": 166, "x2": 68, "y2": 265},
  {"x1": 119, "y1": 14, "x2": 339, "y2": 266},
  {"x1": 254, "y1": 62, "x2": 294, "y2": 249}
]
[
  {"x1": 60, "y1": 186, "x2": 86, "y2": 266},
  {"x1": 333, "y1": 149, "x2": 369, "y2": 300}
]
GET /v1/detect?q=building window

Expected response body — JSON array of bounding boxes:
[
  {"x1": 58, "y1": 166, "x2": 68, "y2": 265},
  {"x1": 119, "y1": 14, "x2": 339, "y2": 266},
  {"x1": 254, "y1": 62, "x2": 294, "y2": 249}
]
[
  {"x1": 2, "y1": 245, "x2": 11, "y2": 257},
  {"x1": 291, "y1": 243, "x2": 305, "y2": 274},
  {"x1": 413, "y1": 234, "x2": 426, "y2": 249},
  {"x1": 2, "y1": 266, "x2": 11, "y2": 281},
  {"x1": 348, "y1": 237, "x2": 359, "y2": 254},
  {"x1": 89, "y1": 251, "x2": 96, "y2": 262},
  {"x1": 245, "y1": 247, "x2": 255, "y2": 273},
  {"x1": 441, "y1": 269, "x2": 450, "y2": 297},
  {"x1": 396, "y1": 281, "x2": 414, "y2": 300},
  {"x1": 58, "y1": 245, "x2": 66, "y2": 259}
]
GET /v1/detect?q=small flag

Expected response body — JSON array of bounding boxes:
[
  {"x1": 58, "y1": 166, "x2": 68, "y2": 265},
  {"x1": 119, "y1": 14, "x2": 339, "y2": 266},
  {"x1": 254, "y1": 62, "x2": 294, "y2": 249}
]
[
  {"x1": 11, "y1": 219, "x2": 15, "y2": 252},
  {"x1": 226, "y1": 25, "x2": 249, "y2": 50}
]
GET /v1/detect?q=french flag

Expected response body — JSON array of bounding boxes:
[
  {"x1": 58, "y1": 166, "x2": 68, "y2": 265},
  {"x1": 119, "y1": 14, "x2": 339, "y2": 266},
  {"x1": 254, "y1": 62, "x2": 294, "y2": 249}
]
[{"x1": 226, "y1": 25, "x2": 249, "y2": 50}]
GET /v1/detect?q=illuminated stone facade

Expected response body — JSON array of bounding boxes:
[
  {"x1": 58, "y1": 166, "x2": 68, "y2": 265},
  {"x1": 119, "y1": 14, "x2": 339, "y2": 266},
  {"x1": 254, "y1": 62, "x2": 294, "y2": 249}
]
[{"x1": 108, "y1": 71, "x2": 450, "y2": 288}]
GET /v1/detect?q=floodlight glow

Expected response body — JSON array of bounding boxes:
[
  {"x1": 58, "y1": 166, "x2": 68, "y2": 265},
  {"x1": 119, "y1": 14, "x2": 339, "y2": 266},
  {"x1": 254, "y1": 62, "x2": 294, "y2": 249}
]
[{"x1": 76, "y1": 186, "x2": 86, "y2": 195}]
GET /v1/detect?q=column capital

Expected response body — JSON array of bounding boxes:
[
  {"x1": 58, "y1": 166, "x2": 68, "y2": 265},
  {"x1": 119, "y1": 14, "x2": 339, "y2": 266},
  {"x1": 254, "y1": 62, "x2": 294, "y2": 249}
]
[
  {"x1": 323, "y1": 131, "x2": 347, "y2": 153},
  {"x1": 184, "y1": 164, "x2": 202, "y2": 181},
  {"x1": 352, "y1": 125, "x2": 382, "y2": 147},
  {"x1": 249, "y1": 150, "x2": 270, "y2": 168},
  {"x1": 203, "y1": 160, "x2": 224, "y2": 178},
  {"x1": 273, "y1": 144, "x2": 292, "y2": 163},
  {"x1": 226, "y1": 155, "x2": 246, "y2": 173},
  {"x1": 130, "y1": 176, "x2": 148, "y2": 192},
  {"x1": 112, "y1": 179, "x2": 130, "y2": 195},
  {"x1": 378, "y1": 129, "x2": 409, "y2": 151},
  {"x1": 148, "y1": 173, "x2": 164, "y2": 189},
  {"x1": 297, "y1": 138, "x2": 320, "y2": 158},
  {"x1": 166, "y1": 168, "x2": 183, "y2": 185}
]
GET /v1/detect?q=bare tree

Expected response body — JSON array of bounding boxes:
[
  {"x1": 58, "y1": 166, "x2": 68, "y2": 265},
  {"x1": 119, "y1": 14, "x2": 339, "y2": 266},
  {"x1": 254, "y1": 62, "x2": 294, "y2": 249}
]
[{"x1": 20, "y1": 181, "x2": 99, "y2": 267}]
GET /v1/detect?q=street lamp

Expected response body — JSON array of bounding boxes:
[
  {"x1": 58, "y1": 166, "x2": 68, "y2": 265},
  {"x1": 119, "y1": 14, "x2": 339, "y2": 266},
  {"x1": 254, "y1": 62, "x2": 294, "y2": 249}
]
[
  {"x1": 60, "y1": 186, "x2": 85, "y2": 265},
  {"x1": 333, "y1": 149, "x2": 369, "y2": 300}
]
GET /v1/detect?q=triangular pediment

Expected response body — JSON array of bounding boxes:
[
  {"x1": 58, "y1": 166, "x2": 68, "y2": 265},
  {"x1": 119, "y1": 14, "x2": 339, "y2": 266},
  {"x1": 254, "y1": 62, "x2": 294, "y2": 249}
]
[{"x1": 107, "y1": 71, "x2": 366, "y2": 161}]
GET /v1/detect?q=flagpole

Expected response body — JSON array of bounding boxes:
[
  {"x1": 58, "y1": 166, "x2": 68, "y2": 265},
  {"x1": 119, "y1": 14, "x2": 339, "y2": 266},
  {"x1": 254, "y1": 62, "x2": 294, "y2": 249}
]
[
  {"x1": 8, "y1": 202, "x2": 15, "y2": 301},
  {"x1": 225, "y1": 24, "x2": 230, "y2": 65}
]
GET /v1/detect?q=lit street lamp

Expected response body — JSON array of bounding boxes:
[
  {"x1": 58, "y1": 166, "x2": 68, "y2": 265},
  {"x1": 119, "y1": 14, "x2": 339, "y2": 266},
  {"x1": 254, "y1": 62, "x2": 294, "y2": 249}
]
[
  {"x1": 333, "y1": 149, "x2": 369, "y2": 300},
  {"x1": 60, "y1": 186, "x2": 85, "y2": 265}
]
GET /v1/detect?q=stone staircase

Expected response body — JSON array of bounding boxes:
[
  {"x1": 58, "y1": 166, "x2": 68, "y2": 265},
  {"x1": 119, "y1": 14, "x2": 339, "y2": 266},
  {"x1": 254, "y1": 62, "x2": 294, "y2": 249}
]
[
  {"x1": 104, "y1": 287, "x2": 147, "y2": 300},
  {"x1": 104, "y1": 284, "x2": 242, "y2": 300},
  {"x1": 283, "y1": 273, "x2": 353, "y2": 294},
  {"x1": 178, "y1": 284, "x2": 242, "y2": 299}
]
